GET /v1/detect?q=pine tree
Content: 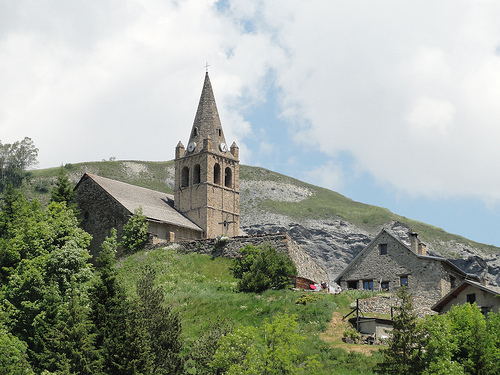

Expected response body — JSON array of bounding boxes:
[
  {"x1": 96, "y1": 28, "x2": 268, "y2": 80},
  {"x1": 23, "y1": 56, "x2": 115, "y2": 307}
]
[
  {"x1": 50, "y1": 166, "x2": 76, "y2": 205},
  {"x1": 89, "y1": 229, "x2": 152, "y2": 374},
  {"x1": 376, "y1": 286, "x2": 423, "y2": 375},
  {"x1": 136, "y1": 266, "x2": 183, "y2": 374}
]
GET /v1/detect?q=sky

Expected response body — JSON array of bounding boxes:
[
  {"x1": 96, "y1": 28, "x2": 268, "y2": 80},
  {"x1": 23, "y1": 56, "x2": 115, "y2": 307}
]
[{"x1": 2, "y1": 0, "x2": 500, "y2": 246}]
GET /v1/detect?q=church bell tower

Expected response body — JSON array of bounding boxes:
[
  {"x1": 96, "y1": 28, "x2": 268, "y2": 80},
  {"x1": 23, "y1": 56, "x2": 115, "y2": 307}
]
[{"x1": 174, "y1": 72, "x2": 240, "y2": 238}]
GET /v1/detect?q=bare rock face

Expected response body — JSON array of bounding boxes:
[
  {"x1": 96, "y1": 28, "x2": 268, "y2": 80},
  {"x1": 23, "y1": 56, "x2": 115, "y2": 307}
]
[{"x1": 239, "y1": 179, "x2": 497, "y2": 286}]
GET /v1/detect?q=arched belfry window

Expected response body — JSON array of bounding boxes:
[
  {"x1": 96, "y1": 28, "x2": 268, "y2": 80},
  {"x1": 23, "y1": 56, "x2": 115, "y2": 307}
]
[
  {"x1": 194, "y1": 164, "x2": 201, "y2": 184},
  {"x1": 214, "y1": 163, "x2": 221, "y2": 185},
  {"x1": 181, "y1": 166, "x2": 189, "y2": 187},
  {"x1": 224, "y1": 167, "x2": 232, "y2": 188}
]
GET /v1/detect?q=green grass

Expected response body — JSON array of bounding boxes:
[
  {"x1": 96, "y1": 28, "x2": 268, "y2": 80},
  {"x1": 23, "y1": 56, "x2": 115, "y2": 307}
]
[{"x1": 116, "y1": 245, "x2": 382, "y2": 374}]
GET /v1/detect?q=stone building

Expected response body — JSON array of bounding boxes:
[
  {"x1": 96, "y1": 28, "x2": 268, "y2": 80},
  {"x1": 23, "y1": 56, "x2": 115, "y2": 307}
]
[
  {"x1": 174, "y1": 72, "x2": 240, "y2": 238},
  {"x1": 73, "y1": 71, "x2": 327, "y2": 283},
  {"x1": 335, "y1": 229, "x2": 478, "y2": 306},
  {"x1": 432, "y1": 279, "x2": 500, "y2": 314},
  {"x1": 74, "y1": 173, "x2": 203, "y2": 256}
]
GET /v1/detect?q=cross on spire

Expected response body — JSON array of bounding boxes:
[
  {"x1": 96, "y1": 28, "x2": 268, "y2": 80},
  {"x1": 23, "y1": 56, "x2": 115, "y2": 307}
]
[{"x1": 205, "y1": 62, "x2": 210, "y2": 72}]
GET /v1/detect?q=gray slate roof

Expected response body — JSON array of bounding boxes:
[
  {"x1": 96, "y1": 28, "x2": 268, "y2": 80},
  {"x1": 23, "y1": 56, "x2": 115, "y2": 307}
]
[{"x1": 83, "y1": 174, "x2": 202, "y2": 232}]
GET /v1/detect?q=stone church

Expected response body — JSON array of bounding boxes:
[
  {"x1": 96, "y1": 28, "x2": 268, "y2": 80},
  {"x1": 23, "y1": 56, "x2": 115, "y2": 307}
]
[{"x1": 74, "y1": 72, "x2": 328, "y2": 283}]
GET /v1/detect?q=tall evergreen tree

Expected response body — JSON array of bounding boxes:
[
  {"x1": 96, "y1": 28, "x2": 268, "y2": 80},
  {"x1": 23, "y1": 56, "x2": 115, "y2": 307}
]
[
  {"x1": 89, "y1": 229, "x2": 152, "y2": 374},
  {"x1": 376, "y1": 286, "x2": 423, "y2": 375},
  {"x1": 136, "y1": 266, "x2": 183, "y2": 374},
  {"x1": 50, "y1": 166, "x2": 76, "y2": 205}
]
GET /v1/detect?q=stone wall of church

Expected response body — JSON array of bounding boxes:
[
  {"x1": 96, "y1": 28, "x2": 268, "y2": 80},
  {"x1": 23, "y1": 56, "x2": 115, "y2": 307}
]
[
  {"x1": 74, "y1": 177, "x2": 131, "y2": 258},
  {"x1": 160, "y1": 232, "x2": 328, "y2": 283}
]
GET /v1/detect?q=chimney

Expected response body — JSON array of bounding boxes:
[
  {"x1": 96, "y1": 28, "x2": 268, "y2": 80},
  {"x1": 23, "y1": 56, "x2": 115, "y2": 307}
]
[
  {"x1": 418, "y1": 242, "x2": 427, "y2": 256},
  {"x1": 410, "y1": 232, "x2": 419, "y2": 253}
]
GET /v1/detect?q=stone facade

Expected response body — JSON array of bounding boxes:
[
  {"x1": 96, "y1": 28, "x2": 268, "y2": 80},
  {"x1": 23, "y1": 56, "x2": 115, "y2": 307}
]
[
  {"x1": 157, "y1": 232, "x2": 328, "y2": 283},
  {"x1": 174, "y1": 72, "x2": 240, "y2": 238},
  {"x1": 74, "y1": 174, "x2": 203, "y2": 257},
  {"x1": 335, "y1": 229, "x2": 474, "y2": 307}
]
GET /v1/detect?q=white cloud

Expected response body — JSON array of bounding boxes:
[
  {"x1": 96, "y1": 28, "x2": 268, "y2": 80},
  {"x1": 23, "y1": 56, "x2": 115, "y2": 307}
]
[{"x1": 304, "y1": 161, "x2": 344, "y2": 192}]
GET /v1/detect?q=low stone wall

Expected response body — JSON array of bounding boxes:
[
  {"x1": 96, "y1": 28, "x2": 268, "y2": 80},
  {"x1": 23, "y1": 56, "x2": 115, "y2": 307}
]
[
  {"x1": 357, "y1": 294, "x2": 436, "y2": 318},
  {"x1": 154, "y1": 232, "x2": 328, "y2": 283}
]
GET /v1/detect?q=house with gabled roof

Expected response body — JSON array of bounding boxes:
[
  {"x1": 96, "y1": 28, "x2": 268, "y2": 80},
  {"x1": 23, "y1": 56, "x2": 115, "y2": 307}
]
[
  {"x1": 74, "y1": 173, "x2": 204, "y2": 256},
  {"x1": 432, "y1": 279, "x2": 500, "y2": 315},
  {"x1": 335, "y1": 229, "x2": 479, "y2": 307}
]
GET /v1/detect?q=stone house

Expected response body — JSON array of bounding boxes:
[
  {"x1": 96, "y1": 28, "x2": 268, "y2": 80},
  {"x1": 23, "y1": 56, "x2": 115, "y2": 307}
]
[
  {"x1": 74, "y1": 173, "x2": 203, "y2": 256},
  {"x1": 432, "y1": 279, "x2": 500, "y2": 315},
  {"x1": 335, "y1": 229, "x2": 478, "y2": 306}
]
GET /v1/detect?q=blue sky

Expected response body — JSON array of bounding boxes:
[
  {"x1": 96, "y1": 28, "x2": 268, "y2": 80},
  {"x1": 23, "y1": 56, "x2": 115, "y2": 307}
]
[{"x1": 2, "y1": 1, "x2": 500, "y2": 246}]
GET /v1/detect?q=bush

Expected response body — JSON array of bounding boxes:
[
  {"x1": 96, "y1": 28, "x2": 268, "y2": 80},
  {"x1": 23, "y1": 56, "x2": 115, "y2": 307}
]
[
  {"x1": 231, "y1": 244, "x2": 297, "y2": 293},
  {"x1": 121, "y1": 207, "x2": 148, "y2": 254}
]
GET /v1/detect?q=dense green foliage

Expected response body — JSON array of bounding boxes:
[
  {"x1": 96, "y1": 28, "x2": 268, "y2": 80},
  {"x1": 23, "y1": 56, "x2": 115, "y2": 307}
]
[
  {"x1": 120, "y1": 207, "x2": 148, "y2": 254},
  {"x1": 50, "y1": 166, "x2": 76, "y2": 205},
  {"x1": 0, "y1": 137, "x2": 38, "y2": 192},
  {"x1": 377, "y1": 287, "x2": 500, "y2": 375},
  {"x1": 231, "y1": 244, "x2": 297, "y2": 293}
]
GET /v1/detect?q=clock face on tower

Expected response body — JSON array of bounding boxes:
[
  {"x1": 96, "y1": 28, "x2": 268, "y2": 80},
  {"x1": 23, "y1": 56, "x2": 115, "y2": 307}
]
[
  {"x1": 187, "y1": 142, "x2": 196, "y2": 152},
  {"x1": 219, "y1": 142, "x2": 228, "y2": 153}
]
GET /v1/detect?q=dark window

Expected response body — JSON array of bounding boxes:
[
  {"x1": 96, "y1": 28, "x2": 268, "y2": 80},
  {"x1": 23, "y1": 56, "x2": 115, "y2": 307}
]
[
  {"x1": 193, "y1": 164, "x2": 201, "y2": 184},
  {"x1": 363, "y1": 280, "x2": 374, "y2": 291},
  {"x1": 181, "y1": 166, "x2": 189, "y2": 187},
  {"x1": 347, "y1": 280, "x2": 358, "y2": 290},
  {"x1": 193, "y1": 127, "x2": 198, "y2": 137},
  {"x1": 379, "y1": 244, "x2": 388, "y2": 255},
  {"x1": 400, "y1": 275, "x2": 408, "y2": 286},
  {"x1": 213, "y1": 163, "x2": 221, "y2": 185},
  {"x1": 381, "y1": 281, "x2": 390, "y2": 291},
  {"x1": 224, "y1": 167, "x2": 232, "y2": 188},
  {"x1": 467, "y1": 293, "x2": 476, "y2": 304},
  {"x1": 450, "y1": 275, "x2": 456, "y2": 289},
  {"x1": 218, "y1": 128, "x2": 222, "y2": 137}
]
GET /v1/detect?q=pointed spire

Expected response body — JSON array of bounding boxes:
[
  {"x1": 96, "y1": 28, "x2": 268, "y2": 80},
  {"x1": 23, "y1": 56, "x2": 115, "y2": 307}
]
[{"x1": 187, "y1": 72, "x2": 228, "y2": 154}]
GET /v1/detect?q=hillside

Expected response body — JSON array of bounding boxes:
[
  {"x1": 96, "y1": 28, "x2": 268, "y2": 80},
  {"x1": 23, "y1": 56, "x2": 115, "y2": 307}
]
[{"x1": 28, "y1": 160, "x2": 500, "y2": 285}]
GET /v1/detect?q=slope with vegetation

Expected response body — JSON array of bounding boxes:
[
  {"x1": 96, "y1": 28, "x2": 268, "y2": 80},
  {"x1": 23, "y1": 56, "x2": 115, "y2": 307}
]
[{"x1": 24, "y1": 160, "x2": 500, "y2": 285}]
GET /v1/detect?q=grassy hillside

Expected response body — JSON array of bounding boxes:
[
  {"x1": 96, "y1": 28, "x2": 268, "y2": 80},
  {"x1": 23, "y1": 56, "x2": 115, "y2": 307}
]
[
  {"x1": 117, "y1": 244, "x2": 382, "y2": 374},
  {"x1": 26, "y1": 160, "x2": 499, "y2": 256}
]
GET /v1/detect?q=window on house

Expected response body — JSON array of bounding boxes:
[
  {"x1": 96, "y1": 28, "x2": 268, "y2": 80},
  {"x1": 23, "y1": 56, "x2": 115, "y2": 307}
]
[
  {"x1": 213, "y1": 163, "x2": 221, "y2": 185},
  {"x1": 363, "y1": 280, "x2": 374, "y2": 291},
  {"x1": 381, "y1": 281, "x2": 390, "y2": 291},
  {"x1": 224, "y1": 167, "x2": 232, "y2": 188},
  {"x1": 181, "y1": 166, "x2": 189, "y2": 187},
  {"x1": 400, "y1": 275, "x2": 408, "y2": 286},
  {"x1": 450, "y1": 275, "x2": 456, "y2": 289},
  {"x1": 467, "y1": 293, "x2": 476, "y2": 304},
  {"x1": 193, "y1": 164, "x2": 201, "y2": 184},
  {"x1": 379, "y1": 244, "x2": 388, "y2": 255},
  {"x1": 347, "y1": 280, "x2": 358, "y2": 290}
]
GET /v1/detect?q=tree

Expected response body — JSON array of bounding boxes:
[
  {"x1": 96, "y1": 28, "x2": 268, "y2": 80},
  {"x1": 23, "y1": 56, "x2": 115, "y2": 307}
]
[
  {"x1": 376, "y1": 286, "x2": 423, "y2": 375},
  {"x1": 0, "y1": 323, "x2": 34, "y2": 375},
  {"x1": 185, "y1": 317, "x2": 233, "y2": 375},
  {"x1": 89, "y1": 229, "x2": 152, "y2": 374},
  {"x1": 232, "y1": 244, "x2": 297, "y2": 293},
  {"x1": 0, "y1": 137, "x2": 38, "y2": 191},
  {"x1": 210, "y1": 313, "x2": 320, "y2": 375},
  {"x1": 50, "y1": 166, "x2": 76, "y2": 206},
  {"x1": 136, "y1": 266, "x2": 183, "y2": 374},
  {"x1": 121, "y1": 207, "x2": 148, "y2": 254}
]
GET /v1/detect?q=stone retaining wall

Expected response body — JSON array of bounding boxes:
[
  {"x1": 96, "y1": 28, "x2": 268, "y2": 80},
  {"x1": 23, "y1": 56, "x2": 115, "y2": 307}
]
[{"x1": 148, "y1": 232, "x2": 328, "y2": 283}]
